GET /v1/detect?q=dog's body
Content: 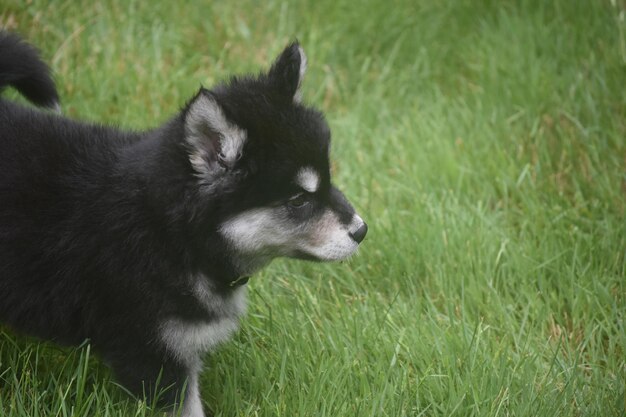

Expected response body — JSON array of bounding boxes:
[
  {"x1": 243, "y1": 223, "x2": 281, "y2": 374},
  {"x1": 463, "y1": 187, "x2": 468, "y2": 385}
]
[{"x1": 0, "y1": 32, "x2": 366, "y2": 416}]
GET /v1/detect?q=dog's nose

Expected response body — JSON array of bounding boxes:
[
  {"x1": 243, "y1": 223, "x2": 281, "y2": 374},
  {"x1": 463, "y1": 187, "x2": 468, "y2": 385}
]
[{"x1": 350, "y1": 222, "x2": 368, "y2": 244}]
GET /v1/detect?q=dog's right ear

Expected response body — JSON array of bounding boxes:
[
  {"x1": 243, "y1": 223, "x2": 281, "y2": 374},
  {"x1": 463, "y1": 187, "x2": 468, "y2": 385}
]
[{"x1": 184, "y1": 90, "x2": 247, "y2": 178}]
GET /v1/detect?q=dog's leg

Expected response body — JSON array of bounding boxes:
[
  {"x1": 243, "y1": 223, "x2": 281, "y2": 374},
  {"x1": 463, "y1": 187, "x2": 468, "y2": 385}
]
[
  {"x1": 105, "y1": 348, "x2": 205, "y2": 416},
  {"x1": 179, "y1": 365, "x2": 205, "y2": 417}
]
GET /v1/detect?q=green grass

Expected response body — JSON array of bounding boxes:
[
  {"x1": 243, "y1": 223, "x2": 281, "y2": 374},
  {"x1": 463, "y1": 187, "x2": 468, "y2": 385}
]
[{"x1": 1, "y1": 0, "x2": 625, "y2": 416}]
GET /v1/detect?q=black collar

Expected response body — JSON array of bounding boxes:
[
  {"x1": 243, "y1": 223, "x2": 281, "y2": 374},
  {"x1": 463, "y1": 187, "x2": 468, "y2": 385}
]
[{"x1": 229, "y1": 276, "x2": 250, "y2": 287}]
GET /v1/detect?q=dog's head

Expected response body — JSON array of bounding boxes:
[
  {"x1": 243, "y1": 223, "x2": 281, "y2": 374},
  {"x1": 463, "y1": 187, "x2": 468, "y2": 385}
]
[{"x1": 182, "y1": 43, "x2": 367, "y2": 275}]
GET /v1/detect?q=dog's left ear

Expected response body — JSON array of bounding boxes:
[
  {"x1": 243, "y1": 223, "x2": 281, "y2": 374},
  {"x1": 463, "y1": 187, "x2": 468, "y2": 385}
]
[
  {"x1": 268, "y1": 41, "x2": 307, "y2": 103},
  {"x1": 184, "y1": 90, "x2": 246, "y2": 178}
]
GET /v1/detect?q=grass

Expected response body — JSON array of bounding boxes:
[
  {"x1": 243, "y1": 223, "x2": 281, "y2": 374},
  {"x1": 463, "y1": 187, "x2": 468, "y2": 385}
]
[{"x1": 1, "y1": 0, "x2": 625, "y2": 416}]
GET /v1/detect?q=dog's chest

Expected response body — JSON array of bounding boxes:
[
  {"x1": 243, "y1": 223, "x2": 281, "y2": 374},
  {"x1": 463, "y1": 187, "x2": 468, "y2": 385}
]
[{"x1": 159, "y1": 282, "x2": 247, "y2": 364}]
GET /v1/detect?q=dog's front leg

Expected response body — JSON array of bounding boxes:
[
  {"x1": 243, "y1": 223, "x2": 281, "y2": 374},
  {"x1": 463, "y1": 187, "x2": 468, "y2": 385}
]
[
  {"x1": 106, "y1": 348, "x2": 205, "y2": 417},
  {"x1": 178, "y1": 363, "x2": 205, "y2": 417}
]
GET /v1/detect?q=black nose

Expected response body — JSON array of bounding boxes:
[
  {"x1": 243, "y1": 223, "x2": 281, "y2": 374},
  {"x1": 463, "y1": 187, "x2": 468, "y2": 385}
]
[{"x1": 350, "y1": 222, "x2": 368, "y2": 244}]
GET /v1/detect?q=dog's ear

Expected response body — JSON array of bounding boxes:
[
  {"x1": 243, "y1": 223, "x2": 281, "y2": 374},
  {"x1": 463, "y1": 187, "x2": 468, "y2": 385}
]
[
  {"x1": 268, "y1": 41, "x2": 307, "y2": 103},
  {"x1": 184, "y1": 90, "x2": 246, "y2": 177}
]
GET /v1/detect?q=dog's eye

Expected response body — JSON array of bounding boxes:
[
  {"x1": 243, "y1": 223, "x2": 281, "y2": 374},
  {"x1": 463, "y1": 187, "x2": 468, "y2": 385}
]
[{"x1": 287, "y1": 193, "x2": 310, "y2": 209}]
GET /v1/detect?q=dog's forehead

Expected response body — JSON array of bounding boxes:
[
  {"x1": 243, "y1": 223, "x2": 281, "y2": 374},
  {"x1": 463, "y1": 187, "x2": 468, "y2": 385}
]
[
  {"x1": 245, "y1": 106, "x2": 331, "y2": 179},
  {"x1": 267, "y1": 108, "x2": 330, "y2": 152}
]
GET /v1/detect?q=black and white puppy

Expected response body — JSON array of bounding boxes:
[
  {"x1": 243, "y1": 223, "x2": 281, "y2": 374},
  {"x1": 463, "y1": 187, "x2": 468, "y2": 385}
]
[{"x1": 0, "y1": 31, "x2": 367, "y2": 416}]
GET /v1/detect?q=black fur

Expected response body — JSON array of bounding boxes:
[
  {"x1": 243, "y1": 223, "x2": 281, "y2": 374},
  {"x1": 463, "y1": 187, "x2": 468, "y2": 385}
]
[
  {"x1": 0, "y1": 31, "x2": 59, "y2": 109},
  {"x1": 0, "y1": 34, "x2": 362, "y2": 414}
]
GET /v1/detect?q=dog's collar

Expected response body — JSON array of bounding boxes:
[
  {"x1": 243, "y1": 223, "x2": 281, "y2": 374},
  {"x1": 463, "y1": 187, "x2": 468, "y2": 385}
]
[{"x1": 229, "y1": 276, "x2": 250, "y2": 287}]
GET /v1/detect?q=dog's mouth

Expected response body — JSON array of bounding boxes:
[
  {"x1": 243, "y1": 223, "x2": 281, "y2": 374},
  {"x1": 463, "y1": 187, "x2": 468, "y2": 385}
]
[
  {"x1": 291, "y1": 250, "x2": 360, "y2": 263},
  {"x1": 292, "y1": 250, "x2": 324, "y2": 262},
  {"x1": 290, "y1": 236, "x2": 363, "y2": 262}
]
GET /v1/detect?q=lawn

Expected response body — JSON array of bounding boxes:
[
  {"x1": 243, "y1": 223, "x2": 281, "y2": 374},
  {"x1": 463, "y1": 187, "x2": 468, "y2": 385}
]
[{"x1": 1, "y1": 0, "x2": 624, "y2": 416}]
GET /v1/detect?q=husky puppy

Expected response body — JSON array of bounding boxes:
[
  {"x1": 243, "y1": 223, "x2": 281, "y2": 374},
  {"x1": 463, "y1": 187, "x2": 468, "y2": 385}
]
[{"x1": 0, "y1": 31, "x2": 367, "y2": 416}]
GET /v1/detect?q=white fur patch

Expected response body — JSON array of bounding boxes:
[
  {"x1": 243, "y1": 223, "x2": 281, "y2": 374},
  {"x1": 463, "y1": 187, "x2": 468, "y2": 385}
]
[
  {"x1": 185, "y1": 94, "x2": 247, "y2": 179},
  {"x1": 220, "y1": 207, "x2": 362, "y2": 261},
  {"x1": 159, "y1": 284, "x2": 247, "y2": 365},
  {"x1": 295, "y1": 167, "x2": 320, "y2": 193},
  {"x1": 189, "y1": 150, "x2": 212, "y2": 179},
  {"x1": 220, "y1": 208, "x2": 292, "y2": 253}
]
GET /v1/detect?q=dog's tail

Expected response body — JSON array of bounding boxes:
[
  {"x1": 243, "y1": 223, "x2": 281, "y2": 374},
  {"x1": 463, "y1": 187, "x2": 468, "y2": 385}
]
[{"x1": 0, "y1": 31, "x2": 60, "y2": 110}]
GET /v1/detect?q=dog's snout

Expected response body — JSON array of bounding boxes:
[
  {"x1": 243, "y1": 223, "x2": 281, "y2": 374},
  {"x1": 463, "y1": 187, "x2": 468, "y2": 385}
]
[{"x1": 350, "y1": 222, "x2": 368, "y2": 244}]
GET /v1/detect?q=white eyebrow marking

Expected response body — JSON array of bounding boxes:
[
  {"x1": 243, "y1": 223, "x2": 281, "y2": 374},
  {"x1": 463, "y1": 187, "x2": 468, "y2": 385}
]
[{"x1": 296, "y1": 167, "x2": 320, "y2": 193}]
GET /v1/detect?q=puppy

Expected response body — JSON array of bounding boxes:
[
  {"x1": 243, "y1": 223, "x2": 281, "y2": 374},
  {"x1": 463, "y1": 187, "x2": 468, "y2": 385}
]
[{"x1": 0, "y1": 31, "x2": 367, "y2": 416}]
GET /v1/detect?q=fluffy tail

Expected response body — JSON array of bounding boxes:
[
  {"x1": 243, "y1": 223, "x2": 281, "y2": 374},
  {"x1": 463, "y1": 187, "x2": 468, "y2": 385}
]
[{"x1": 0, "y1": 31, "x2": 60, "y2": 110}]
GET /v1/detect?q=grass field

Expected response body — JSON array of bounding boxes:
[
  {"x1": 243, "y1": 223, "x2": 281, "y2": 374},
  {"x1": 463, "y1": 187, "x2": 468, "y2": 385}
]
[{"x1": 1, "y1": 0, "x2": 625, "y2": 416}]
